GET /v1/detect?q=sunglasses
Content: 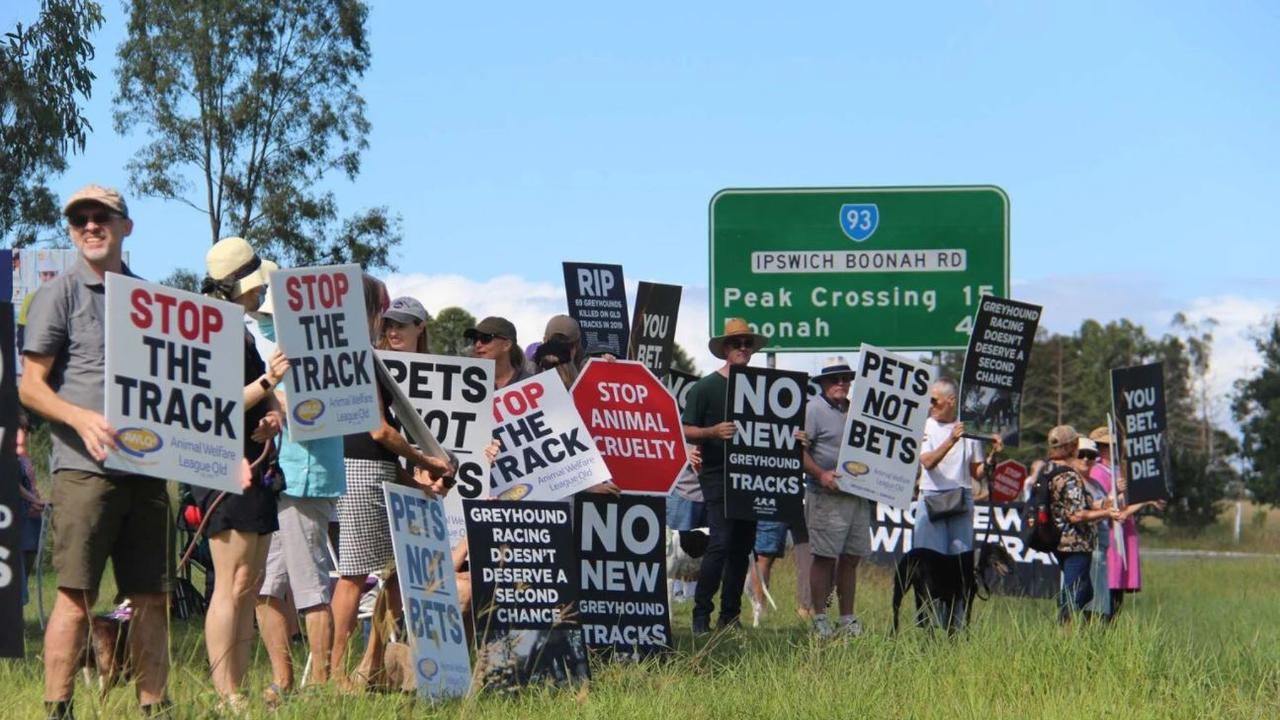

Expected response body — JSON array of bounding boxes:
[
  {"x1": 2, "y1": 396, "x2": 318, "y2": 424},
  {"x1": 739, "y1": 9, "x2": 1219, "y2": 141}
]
[
  {"x1": 724, "y1": 338, "x2": 755, "y2": 350},
  {"x1": 67, "y1": 210, "x2": 121, "y2": 228},
  {"x1": 469, "y1": 332, "x2": 503, "y2": 345}
]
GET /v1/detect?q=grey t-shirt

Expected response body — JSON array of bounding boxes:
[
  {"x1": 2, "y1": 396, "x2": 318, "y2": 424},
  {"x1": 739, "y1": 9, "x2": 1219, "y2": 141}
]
[
  {"x1": 803, "y1": 394, "x2": 848, "y2": 492},
  {"x1": 23, "y1": 258, "x2": 140, "y2": 474}
]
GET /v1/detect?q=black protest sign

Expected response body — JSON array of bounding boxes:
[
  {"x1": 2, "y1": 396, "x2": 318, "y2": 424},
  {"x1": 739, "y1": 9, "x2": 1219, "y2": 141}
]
[
  {"x1": 725, "y1": 366, "x2": 807, "y2": 523},
  {"x1": 868, "y1": 502, "x2": 1058, "y2": 599},
  {"x1": 563, "y1": 262, "x2": 629, "y2": 357},
  {"x1": 575, "y1": 495, "x2": 671, "y2": 658},
  {"x1": 464, "y1": 500, "x2": 578, "y2": 638},
  {"x1": 0, "y1": 305, "x2": 23, "y2": 658},
  {"x1": 627, "y1": 282, "x2": 681, "y2": 375},
  {"x1": 663, "y1": 369, "x2": 699, "y2": 415},
  {"x1": 1111, "y1": 363, "x2": 1172, "y2": 503},
  {"x1": 959, "y1": 296, "x2": 1041, "y2": 446}
]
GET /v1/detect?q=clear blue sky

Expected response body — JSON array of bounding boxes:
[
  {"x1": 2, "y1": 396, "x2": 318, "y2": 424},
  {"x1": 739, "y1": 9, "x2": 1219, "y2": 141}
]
[{"x1": 6, "y1": 1, "x2": 1279, "y2": 382}]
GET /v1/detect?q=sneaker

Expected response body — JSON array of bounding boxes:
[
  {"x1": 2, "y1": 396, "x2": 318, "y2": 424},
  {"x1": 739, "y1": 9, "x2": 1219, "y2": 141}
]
[
  {"x1": 751, "y1": 599, "x2": 764, "y2": 627},
  {"x1": 812, "y1": 614, "x2": 834, "y2": 639},
  {"x1": 691, "y1": 616, "x2": 712, "y2": 636},
  {"x1": 837, "y1": 617, "x2": 864, "y2": 638}
]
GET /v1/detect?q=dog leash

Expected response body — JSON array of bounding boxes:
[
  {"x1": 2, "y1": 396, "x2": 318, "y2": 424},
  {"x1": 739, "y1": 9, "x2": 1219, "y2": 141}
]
[{"x1": 177, "y1": 440, "x2": 275, "y2": 571}]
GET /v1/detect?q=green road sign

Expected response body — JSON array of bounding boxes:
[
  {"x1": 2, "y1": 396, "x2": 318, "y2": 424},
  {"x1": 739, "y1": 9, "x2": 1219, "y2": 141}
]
[{"x1": 709, "y1": 186, "x2": 1009, "y2": 352}]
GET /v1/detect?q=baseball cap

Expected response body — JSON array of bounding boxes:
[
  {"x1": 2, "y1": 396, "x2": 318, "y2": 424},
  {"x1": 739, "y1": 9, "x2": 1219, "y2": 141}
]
[
  {"x1": 63, "y1": 184, "x2": 129, "y2": 218},
  {"x1": 544, "y1": 314, "x2": 581, "y2": 344},
  {"x1": 1088, "y1": 426, "x2": 1113, "y2": 445},
  {"x1": 464, "y1": 316, "x2": 517, "y2": 343},
  {"x1": 383, "y1": 296, "x2": 428, "y2": 326},
  {"x1": 1047, "y1": 425, "x2": 1080, "y2": 449}
]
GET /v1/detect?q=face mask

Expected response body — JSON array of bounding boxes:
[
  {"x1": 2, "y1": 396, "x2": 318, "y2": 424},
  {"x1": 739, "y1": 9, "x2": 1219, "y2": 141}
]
[{"x1": 257, "y1": 315, "x2": 276, "y2": 342}]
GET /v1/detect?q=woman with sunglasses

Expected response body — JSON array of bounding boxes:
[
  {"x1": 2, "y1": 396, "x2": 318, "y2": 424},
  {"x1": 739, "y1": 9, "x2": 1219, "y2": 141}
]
[
  {"x1": 331, "y1": 276, "x2": 454, "y2": 688},
  {"x1": 464, "y1": 316, "x2": 530, "y2": 390},
  {"x1": 197, "y1": 237, "x2": 289, "y2": 710}
]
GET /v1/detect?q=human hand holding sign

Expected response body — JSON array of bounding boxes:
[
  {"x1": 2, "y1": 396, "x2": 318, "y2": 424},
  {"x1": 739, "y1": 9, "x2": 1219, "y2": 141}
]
[
  {"x1": 251, "y1": 410, "x2": 284, "y2": 443},
  {"x1": 266, "y1": 348, "x2": 290, "y2": 385},
  {"x1": 818, "y1": 468, "x2": 840, "y2": 491},
  {"x1": 240, "y1": 458, "x2": 253, "y2": 491},
  {"x1": 74, "y1": 407, "x2": 118, "y2": 462},
  {"x1": 711, "y1": 421, "x2": 736, "y2": 440},
  {"x1": 949, "y1": 422, "x2": 966, "y2": 444}
]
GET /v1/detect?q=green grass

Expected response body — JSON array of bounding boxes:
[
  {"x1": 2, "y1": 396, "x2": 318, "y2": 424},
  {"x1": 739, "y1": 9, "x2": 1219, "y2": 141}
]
[{"x1": 5, "y1": 553, "x2": 1279, "y2": 719}]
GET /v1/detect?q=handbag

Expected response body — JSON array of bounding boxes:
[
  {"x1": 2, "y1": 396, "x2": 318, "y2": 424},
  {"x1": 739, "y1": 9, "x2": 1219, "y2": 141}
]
[{"x1": 924, "y1": 488, "x2": 968, "y2": 520}]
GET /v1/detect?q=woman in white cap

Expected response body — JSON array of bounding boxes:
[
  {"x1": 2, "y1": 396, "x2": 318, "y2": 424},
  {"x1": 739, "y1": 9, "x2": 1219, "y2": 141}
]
[
  {"x1": 198, "y1": 236, "x2": 289, "y2": 709},
  {"x1": 380, "y1": 296, "x2": 430, "y2": 353}
]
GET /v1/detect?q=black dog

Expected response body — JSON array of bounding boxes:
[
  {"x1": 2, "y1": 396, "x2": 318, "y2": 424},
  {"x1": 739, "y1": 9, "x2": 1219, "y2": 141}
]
[{"x1": 891, "y1": 543, "x2": 1015, "y2": 634}]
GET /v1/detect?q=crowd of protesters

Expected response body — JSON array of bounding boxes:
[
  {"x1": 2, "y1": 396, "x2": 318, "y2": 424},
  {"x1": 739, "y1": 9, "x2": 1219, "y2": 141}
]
[{"x1": 15, "y1": 184, "x2": 1166, "y2": 717}]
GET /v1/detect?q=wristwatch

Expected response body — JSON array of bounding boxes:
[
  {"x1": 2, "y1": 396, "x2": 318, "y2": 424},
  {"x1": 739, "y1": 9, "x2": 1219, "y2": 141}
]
[{"x1": 258, "y1": 375, "x2": 273, "y2": 392}]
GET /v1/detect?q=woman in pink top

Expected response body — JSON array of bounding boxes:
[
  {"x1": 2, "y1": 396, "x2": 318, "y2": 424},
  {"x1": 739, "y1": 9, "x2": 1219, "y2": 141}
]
[{"x1": 1088, "y1": 426, "x2": 1166, "y2": 615}]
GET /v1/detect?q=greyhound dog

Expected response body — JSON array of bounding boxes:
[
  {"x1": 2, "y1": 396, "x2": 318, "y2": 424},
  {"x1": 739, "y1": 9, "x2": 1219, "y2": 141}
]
[{"x1": 891, "y1": 542, "x2": 1015, "y2": 634}]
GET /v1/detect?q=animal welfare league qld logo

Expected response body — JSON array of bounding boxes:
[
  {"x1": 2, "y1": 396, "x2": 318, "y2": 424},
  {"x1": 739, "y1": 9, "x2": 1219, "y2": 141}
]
[{"x1": 839, "y1": 203, "x2": 879, "y2": 242}]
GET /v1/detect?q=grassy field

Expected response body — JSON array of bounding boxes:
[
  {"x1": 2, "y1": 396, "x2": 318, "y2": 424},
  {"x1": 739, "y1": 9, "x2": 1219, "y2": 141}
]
[{"x1": 5, "y1": 550, "x2": 1279, "y2": 719}]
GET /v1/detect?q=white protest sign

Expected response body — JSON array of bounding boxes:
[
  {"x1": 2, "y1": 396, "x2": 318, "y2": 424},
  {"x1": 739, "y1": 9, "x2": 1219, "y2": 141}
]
[
  {"x1": 835, "y1": 343, "x2": 933, "y2": 510},
  {"x1": 104, "y1": 274, "x2": 244, "y2": 493},
  {"x1": 269, "y1": 264, "x2": 379, "y2": 441},
  {"x1": 383, "y1": 483, "x2": 471, "y2": 700},
  {"x1": 378, "y1": 350, "x2": 495, "y2": 546},
  {"x1": 489, "y1": 370, "x2": 610, "y2": 501}
]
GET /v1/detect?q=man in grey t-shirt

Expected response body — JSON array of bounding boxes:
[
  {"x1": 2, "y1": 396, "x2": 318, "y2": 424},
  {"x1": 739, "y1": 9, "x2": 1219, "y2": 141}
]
[
  {"x1": 802, "y1": 358, "x2": 870, "y2": 639},
  {"x1": 19, "y1": 186, "x2": 171, "y2": 717}
]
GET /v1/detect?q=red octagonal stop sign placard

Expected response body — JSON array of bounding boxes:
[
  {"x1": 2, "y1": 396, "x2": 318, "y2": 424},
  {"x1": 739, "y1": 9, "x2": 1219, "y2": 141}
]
[
  {"x1": 991, "y1": 459, "x2": 1028, "y2": 503},
  {"x1": 570, "y1": 359, "x2": 689, "y2": 495}
]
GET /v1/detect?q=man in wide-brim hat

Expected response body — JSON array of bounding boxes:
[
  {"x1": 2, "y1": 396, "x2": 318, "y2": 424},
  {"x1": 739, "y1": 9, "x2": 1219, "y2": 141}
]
[
  {"x1": 707, "y1": 317, "x2": 768, "y2": 360},
  {"x1": 681, "y1": 318, "x2": 768, "y2": 635}
]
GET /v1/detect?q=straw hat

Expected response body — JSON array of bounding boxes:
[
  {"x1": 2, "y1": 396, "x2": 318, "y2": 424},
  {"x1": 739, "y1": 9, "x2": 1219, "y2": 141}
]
[{"x1": 708, "y1": 318, "x2": 768, "y2": 360}]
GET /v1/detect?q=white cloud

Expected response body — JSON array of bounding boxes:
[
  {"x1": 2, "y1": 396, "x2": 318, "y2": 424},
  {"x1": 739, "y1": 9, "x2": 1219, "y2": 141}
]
[
  {"x1": 383, "y1": 272, "x2": 870, "y2": 377},
  {"x1": 382, "y1": 272, "x2": 1277, "y2": 424},
  {"x1": 1171, "y1": 295, "x2": 1277, "y2": 426}
]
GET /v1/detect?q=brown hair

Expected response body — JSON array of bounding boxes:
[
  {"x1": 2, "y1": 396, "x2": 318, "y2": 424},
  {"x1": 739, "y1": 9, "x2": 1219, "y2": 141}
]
[
  {"x1": 378, "y1": 316, "x2": 431, "y2": 353},
  {"x1": 361, "y1": 273, "x2": 386, "y2": 343}
]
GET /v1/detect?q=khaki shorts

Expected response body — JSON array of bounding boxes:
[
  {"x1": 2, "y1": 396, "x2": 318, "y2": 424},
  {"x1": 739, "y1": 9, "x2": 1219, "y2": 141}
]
[
  {"x1": 50, "y1": 470, "x2": 173, "y2": 594},
  {"x1": 806, "y1": 490, "x2": 871, "y2": 559},
  {"x1": 260, "y1": 496, "x2": 336, "y2": 610}
]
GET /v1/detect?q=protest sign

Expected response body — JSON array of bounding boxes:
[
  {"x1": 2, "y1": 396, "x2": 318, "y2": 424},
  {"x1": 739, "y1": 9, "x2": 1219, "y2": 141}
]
[
  {"x1": 0, "y1": 305, "x2": 23, "y2": 658},
  {"x1": 575, "y1": 495, "x2": 671, "y2": 657},
  {"x1": 835, "y1": 344, "x2": 932, "y2": 510},
  {"x1": 103, "y1": 275, "x2": 244, "y2": 492},
  {"x1": 383, "y1": 483, "x2": 471, "y2": 699},
  {"x1": 868, "y1": 502, "x2": 1058, "y2": 599},
  {"x1": 663, "y1": 369, "x2": 699, "y2": 414},
  {"x1": 958, "y1": 296, "x2": 1041, "y2": 446},
  {"x1": 725, "y1": 366, "x2": 807, "y2": 523},
  {"x1": 1111, "y1": 363, "x2": 1172, "y2": 503},
  {"x1": 627, "y1": 282, "x2": 681, "y2": 375},
  {"x1": 269, "y1": 264, "x2": 379, "y2": 441},
  {"x1": 379, "y1": 351, "x2": 494, "y2": 545},
  {"x1": 990, "y1": 460, "x2": 1028, "y2": 504},
  {"x1": 563, "y1": 262, "x2": 629, "y2": 356},
  {"x1": 489, "y1": 370, "x2": 610, "y2": 501},
  {"x1": 571, "y1": 360, "x2": 687, "y2": 495},
  {"x1": 464, "y1": 499, "x2": 580, "y2": 635}
]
